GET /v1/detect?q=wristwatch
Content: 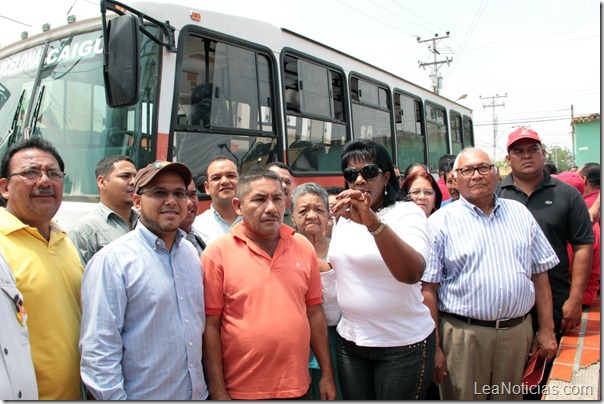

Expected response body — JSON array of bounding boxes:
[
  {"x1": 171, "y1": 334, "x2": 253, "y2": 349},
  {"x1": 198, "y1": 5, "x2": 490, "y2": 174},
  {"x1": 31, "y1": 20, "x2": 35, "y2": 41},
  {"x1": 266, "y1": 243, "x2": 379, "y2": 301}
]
[{"x1": 368, "y1": 216, "x2": 387, "y2": 236}]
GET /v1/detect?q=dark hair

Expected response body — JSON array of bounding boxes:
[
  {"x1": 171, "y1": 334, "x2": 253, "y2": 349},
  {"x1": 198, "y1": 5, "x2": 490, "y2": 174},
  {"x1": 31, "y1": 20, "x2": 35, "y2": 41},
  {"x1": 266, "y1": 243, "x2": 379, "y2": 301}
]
[
  {"x1": 324, "y1": 185, "x2": 345, "y2": 196},
  {"x1": 266, "y1": 161, "x2": 291, "y2": 173},
  {"x1": 1, "y1": 137, "x2": 65, "y2": 178},
  {"x1": 204, "y1": 156, "x2": 238, "y2": 178},
  {"x1": 403, "y1": 162, "x2": 428, "y2": 179},
  {"x1": 236, "y1": 169, "x2": 283, "y2": 199},
  {"x1": 443, "y1": 161, "x2": 455, "y2": 182},
  {"x1": 543, "y1": 160, "x2": 558, "y2": 175},
  {"x1": 579, "y1": 163, "x2": 600, "y2": 188},
  {"x1": 401, "y1": 171, "x2": 443, "y2": 212},
  {"x1": 340, "y1": 139, "x2": 401, "y2": 207},
  {"x1": 95, "y1": 154, "x2": 135, "y2": 177},
  {"x1": 438, "y1": 154, "x2": 456, "y2": 174}
]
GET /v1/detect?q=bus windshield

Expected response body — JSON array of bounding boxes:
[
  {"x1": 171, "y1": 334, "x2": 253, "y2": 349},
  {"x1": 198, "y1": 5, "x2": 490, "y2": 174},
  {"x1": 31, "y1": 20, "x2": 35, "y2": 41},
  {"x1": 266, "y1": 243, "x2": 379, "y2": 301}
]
[{"x1": 0, "y1": 28, "x2": 159, "y2": 200}]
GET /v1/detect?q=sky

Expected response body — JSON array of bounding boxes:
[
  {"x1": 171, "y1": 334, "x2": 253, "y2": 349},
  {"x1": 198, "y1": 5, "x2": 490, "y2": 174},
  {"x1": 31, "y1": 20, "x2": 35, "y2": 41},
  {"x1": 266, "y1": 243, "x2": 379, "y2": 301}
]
[{"x1": 0, "y1": 0, "x2": 600, "y2": 162}]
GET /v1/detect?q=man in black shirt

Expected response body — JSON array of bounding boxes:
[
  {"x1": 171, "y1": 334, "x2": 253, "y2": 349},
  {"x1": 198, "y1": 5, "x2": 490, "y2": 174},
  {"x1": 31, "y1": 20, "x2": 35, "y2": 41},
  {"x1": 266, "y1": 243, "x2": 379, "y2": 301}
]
[{"x1": 495, "y1": 127, "x2": 593, "y2": 338}]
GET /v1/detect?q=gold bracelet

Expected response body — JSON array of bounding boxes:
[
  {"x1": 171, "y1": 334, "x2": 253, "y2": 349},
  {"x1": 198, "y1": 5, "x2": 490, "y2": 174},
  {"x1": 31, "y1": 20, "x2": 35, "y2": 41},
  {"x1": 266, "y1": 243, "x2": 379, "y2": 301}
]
[{"x1": 368, "y1": 218, "x2": 387, "y2": 236}]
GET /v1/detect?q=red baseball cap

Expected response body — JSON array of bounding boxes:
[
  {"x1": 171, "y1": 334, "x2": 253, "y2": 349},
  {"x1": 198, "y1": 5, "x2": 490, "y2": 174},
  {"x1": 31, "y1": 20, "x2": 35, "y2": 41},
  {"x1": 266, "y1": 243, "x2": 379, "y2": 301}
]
[
  {"x1": 507, "y1": 127, "x2": 541, "y2": 149},
  {"x1": 556, "y1": 171, "x2": 585, "y2": 194}
]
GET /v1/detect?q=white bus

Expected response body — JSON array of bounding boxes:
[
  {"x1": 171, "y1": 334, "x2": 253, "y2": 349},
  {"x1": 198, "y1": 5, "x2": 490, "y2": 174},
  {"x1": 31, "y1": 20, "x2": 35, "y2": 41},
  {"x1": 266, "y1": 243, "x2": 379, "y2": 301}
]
[{"x1": 0, "y1": 0, "x2": 474, "y2": 229}]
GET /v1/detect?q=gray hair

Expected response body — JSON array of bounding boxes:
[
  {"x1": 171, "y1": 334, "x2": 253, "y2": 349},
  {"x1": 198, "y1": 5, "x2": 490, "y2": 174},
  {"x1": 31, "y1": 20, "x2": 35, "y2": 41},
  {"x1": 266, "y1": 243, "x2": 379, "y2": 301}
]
[
  {"x1": 452, "y1": 147, "x2": 498, "y2": 178},
  {"x1": 290, "y1": 182, "x2": 329, "y2": 212}
]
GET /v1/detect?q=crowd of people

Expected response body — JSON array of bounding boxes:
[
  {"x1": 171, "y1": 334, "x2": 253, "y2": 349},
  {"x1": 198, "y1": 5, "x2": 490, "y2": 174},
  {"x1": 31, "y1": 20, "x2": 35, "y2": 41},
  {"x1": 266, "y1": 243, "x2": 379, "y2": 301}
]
[{"x1": 0, "y1": 127, "x2": 599, "y2": 400}]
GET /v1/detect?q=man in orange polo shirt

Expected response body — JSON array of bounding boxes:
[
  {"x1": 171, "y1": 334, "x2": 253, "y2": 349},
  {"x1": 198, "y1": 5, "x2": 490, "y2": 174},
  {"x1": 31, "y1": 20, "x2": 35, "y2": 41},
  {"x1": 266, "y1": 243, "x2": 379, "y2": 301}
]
[{"x1": 201, "y1": 169, "x2": 335, "y2": 400}]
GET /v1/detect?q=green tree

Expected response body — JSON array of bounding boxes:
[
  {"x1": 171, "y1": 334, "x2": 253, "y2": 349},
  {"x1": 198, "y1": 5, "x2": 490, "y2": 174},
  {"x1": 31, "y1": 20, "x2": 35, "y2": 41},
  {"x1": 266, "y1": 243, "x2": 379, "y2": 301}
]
[{"x1": 543, "y1": 143, "x2": 573, "y2": 172}]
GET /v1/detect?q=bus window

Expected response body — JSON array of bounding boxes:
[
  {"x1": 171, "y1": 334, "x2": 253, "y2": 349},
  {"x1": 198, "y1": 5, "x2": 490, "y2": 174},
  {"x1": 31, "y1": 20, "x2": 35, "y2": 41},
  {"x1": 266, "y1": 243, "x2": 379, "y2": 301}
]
[
  {"x1": 350, "y1": 76, "x2": 392, "y2": 158},
  {"x1": 450, "y1": 112, "x2": 463, "y2": 155},
  {"x1": 0, "y1": 31, "x2": 158, "y2": 198},
  {"x1": 463, "y1": 116, "x2": 474, "y2": 149},
  {"x1": 283, "y1": 53, "x2": 347, "y2": 173},
  {"x1": 178, "y1": 34, "x2": 274, "y2": 133},
  {"x1": 174, "y1": 130, "x2": 278, "y2": 180},
  {"x1": 0, "y1": 45, "x2": 44, "y2": 155},
  {"x1": 425, "y1": 102, "x2": 448, "y2": 172},
  {"x1": 174, "y1": 33, "x2": 277, "y2": 177},
  {"x1": 394, "y1": 91, "x2": 425, "y2": 171}
]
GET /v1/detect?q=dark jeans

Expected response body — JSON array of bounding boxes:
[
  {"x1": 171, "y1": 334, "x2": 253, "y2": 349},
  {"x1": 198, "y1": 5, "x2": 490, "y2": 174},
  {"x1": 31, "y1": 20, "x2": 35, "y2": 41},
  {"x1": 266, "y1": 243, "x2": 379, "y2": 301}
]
[{"x1": 336, "y1": 329, "x2": 436, "y2": 400}]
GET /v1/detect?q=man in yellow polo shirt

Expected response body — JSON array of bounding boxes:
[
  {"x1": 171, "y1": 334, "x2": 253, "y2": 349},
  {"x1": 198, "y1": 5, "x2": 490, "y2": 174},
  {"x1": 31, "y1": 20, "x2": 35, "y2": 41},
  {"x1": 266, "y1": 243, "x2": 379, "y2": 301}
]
[{"x1": 0, "y1": 137, "x2": 84, "y2": 400}]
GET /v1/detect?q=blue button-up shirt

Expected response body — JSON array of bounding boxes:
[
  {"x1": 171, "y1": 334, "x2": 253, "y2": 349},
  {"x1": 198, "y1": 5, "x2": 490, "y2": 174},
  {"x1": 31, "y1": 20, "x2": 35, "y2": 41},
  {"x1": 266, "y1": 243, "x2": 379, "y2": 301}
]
[
  {"x1": 423, "y1": 195, "x2": 559, "y2": 320},
  {"x1": 80, "y1": 223, "x2": 208, "y2": 400},
  {"x1": 193, "y1": 204, "x2": 242, "y2": 245}
]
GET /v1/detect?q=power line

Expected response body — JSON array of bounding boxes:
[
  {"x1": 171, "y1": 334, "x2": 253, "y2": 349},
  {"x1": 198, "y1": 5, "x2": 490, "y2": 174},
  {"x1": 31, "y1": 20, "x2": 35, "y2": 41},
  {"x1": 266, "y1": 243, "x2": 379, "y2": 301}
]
[
  {"x1": 475, "y1": 116, "x2": 572, "y2": 126},
  {"x1": 0, "y1": 14, "x2": 32, "y2": 28}
]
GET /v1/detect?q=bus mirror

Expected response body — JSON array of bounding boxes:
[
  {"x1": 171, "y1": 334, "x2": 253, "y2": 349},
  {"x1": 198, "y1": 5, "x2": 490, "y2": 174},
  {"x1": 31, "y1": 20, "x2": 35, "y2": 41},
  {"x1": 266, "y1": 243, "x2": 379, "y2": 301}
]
[{"x1": 104, "y1": 14, "x2": 139, "y2": 107}]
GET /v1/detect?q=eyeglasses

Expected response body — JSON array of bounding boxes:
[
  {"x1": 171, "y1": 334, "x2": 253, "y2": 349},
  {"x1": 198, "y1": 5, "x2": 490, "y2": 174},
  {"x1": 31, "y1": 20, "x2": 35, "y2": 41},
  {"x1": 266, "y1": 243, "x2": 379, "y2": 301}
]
[
  {"x1": 408, "y1": 189, "x2": 436, "y2": 197},
  {"x1": 455, "y1": 164, "x2": 494, "y2": 177},
  {"x1": 139, "y1": 188, "x2": 188, "y2": 200},
  {"x1": 343, "y1": 164, "x2": 383, "y2": 183},
  {"x1": 8, "y1": 169, "x2": 65, "y2": 182}
]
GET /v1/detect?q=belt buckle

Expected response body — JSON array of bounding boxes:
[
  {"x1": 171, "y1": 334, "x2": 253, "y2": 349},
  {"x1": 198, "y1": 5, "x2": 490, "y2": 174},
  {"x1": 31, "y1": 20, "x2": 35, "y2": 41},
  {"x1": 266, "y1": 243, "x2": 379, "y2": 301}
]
[{"x1": 495, "y1": 318, "x2": 511, "y2": 330}]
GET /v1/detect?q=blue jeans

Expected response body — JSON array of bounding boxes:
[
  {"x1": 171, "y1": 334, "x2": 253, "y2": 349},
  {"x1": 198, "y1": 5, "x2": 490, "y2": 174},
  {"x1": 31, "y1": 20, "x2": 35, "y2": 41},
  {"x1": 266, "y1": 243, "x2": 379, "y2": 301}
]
[{"x1": 336, "y1": 330, "x2": 435, "y2": 400}]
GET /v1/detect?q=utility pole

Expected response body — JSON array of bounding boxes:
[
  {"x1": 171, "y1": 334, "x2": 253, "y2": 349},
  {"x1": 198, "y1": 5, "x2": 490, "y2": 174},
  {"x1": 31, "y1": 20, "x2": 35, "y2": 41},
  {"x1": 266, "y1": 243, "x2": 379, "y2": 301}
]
[
  {"x1": 480, "y1": 93, "x2": 507, "y2": 161},
  {"x1": 418, "y1": 32, "x2": 452, "y2": 94}
]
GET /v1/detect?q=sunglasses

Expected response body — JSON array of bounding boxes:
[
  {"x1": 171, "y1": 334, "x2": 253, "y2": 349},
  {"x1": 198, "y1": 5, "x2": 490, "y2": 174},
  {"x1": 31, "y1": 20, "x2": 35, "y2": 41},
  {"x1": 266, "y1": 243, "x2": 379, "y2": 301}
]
[{"x1": 343, "y1": 164, "x2": 383, "y2": 183}]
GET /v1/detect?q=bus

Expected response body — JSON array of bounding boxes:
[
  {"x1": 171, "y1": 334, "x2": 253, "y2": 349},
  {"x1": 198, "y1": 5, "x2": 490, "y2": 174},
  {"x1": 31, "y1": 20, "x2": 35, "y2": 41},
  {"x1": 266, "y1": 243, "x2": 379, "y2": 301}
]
[{"x1": 0, "y1": 0, "x2": 474, "y2": 230}]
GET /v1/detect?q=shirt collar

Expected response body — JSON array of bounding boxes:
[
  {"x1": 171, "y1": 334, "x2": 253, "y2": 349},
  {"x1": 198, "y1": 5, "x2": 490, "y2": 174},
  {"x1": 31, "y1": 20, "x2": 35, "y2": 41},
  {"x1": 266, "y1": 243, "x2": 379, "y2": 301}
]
[
  {"x1": 210, "y1": 204, "x2": 242, "y2": 226},
  {"x1": 0, "y1": 207, "x2": 65, "y2": 236},
  {"x1": 137, "y1": 220, "x2": 184, "y2": 249},
  {"x1": 457, "y1": 194, "x2": 502, "y2": 217},
  {"x1": 501, "y1": 169, "x2": 556, "y2": 191},
  {"x1": 98, "y1": 202, "x2": 140, "y2": 223},
  {"x1": 231, "y1": 221, "x2": 295, "y2": 243}
]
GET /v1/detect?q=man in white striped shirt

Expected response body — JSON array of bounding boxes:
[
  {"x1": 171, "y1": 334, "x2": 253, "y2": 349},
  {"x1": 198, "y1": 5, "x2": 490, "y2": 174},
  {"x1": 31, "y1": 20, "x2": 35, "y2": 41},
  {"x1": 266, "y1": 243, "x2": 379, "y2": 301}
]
[{"x1": 422, "y1": 148, "x2": 559, "y2": 400}]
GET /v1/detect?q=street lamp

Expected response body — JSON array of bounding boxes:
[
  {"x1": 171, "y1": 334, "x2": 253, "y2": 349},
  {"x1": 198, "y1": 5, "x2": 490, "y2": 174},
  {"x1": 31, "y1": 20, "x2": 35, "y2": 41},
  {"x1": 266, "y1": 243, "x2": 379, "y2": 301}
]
[{"x1": 455, "y1": 94, "x2": 467, "y2": 102}]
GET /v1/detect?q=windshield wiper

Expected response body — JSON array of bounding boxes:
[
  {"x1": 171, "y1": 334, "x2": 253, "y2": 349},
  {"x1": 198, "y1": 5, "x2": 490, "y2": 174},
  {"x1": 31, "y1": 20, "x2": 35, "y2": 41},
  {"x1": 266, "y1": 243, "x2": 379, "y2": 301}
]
[
  {"x1": 2, "y1": 89, "x2": 26, "y2": 147},
  {"x1": 29, "y1": 85, "x2": 45, "y2": 137}
]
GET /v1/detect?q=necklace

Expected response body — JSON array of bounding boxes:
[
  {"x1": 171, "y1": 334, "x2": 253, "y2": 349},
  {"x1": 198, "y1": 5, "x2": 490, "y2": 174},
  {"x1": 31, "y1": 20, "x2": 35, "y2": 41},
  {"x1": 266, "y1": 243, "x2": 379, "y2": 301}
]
[{"x1": 375, "y1": 202, "x2": 397, "y2": 217}]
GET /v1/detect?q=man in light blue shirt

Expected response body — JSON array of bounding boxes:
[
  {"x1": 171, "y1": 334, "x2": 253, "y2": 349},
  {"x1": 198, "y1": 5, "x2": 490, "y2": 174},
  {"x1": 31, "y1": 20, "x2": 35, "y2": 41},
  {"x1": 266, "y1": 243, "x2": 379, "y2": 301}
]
[
  {"x1": 193, "y1": 157, "x2": 241, "y2": 245},
  {"x1": 80, "y1": 161, "x2": 208, "y2": 400},
  {"x1": 422, "y1": 148, "x2": 559, "y2": 400}
]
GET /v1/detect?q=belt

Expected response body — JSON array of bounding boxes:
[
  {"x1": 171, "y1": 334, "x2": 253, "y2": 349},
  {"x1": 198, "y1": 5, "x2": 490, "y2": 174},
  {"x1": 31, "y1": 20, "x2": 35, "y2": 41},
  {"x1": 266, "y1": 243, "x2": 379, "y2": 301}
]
[{"x1": 444, "y1": 312, "x2": 529, "y2": 330}]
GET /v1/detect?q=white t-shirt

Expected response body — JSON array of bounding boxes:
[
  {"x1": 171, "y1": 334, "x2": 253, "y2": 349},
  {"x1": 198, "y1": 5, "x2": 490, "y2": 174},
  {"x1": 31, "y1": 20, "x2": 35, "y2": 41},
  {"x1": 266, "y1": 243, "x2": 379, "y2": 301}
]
[{"x1": 328, "y1": 201, "x2": 434, "y2": 347}]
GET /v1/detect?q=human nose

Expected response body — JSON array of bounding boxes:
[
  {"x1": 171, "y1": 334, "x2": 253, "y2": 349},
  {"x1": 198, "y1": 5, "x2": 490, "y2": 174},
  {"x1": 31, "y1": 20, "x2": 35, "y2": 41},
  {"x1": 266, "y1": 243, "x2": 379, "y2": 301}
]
[
  {"x1": 35, "y1": 171, "x2": 53, "y2": 184},
  {"x1": 265, "y1": 198, "x2": 278, "y2": 213},
  {"x1": 470, "y1": 167, "x2": 483, "y2": 178},
  {"x1": 164, "y1": 192, "x2": 180, "y2": 203},
  {"x1": 354, "y1": 172, "x2": 366, "y2": 185},
  {"x1": 305, "y1": 209, "x2": 319, "y2": 219}
]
